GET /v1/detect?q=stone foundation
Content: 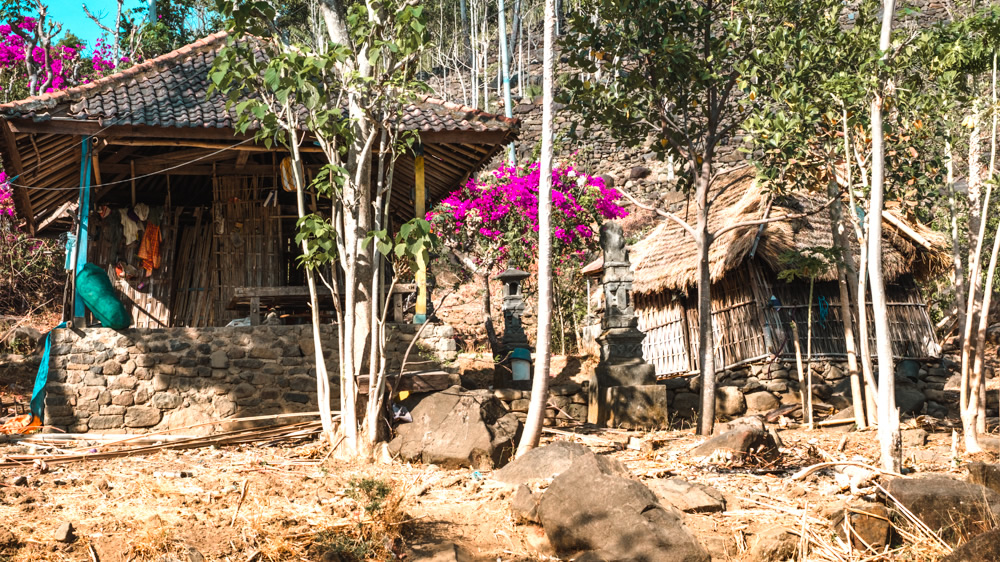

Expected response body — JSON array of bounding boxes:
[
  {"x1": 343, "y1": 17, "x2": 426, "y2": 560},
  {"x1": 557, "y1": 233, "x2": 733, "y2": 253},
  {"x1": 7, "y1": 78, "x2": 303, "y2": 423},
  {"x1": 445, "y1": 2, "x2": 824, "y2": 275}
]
[
  {"x1": 492, "y1": 382, "x2": 588, "y2": 427},
  {"x1": 41, "y1": 323, "x2": 457, "y2": 433},
  {"x1": 665, "y1": 357, "x2": 982, "y2": 421}
]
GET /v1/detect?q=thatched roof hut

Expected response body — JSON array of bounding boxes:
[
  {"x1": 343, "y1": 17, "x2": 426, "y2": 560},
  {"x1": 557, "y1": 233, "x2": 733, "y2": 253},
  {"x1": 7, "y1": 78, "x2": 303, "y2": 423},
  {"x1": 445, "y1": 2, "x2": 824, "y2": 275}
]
[{"x1": 613, "y1": 166, "x2": 947, "y2": 376}]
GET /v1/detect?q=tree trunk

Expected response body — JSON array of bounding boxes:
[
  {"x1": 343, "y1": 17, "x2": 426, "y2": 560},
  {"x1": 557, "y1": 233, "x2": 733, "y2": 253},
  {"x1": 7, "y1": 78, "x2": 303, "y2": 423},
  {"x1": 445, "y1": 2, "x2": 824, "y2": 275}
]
[
  {"x1": 364, "y1": 129, "x2": 390, "y2": 447},
  {"x1": 960, "y1": 179, "x2": 992, "y2": 442},
  {"x1": 856, "y1": 236, "x2": 879, "y2": 426},
  {"x1": 806, "y1": 277, "x2": 815, "y2": 430},
  {"x1": 482, "y1": 272, "x2": 501, "y2": 357},
  {"x1": 695, "y1": 168, "x2": 717, "y2": 436},
  {"x1": 947, "y1": 140, "x2": 967, "y2": 352},
  {"x1": 966, "y1": 210, "x2": 1000, "y2": 453},
  {"x1": 515, "y1": 0, "x2": 555, "y2": 457},
  {"x1": 287, "y1": 111, "x2": 336, "y2": 446},
  {"x1": 498, "y1": 0, "x2": 515, "y2": 162},
  {"x1": 870, "y1": 0, "x2": 900, "y2": 473},
  {"x1": 792, "y1": 321, "x2": 807, "y2": 424},
  {"x1": 828, "y1": 176, "x2": 866, "y2": 429}
]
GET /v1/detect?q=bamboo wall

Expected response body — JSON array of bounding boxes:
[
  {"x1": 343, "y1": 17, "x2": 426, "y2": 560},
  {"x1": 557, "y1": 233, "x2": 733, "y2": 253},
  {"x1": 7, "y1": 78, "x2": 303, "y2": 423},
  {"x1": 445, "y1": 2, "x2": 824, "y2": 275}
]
[
  {"x1": 635, "y1": 261, "x2": 938, "y2": 376},
  {"x1": 88, "y1": 175, "x2": 288, "y2": 328}
]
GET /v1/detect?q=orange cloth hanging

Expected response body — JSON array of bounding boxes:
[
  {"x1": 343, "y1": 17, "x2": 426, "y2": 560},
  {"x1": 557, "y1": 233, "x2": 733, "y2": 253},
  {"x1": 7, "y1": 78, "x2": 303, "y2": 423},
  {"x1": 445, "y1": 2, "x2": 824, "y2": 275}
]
[
  {"x1": 0, "y1": 414, "x2": 41, "y2": 434},
  {"x1": 137, "y1": 223, "x2": 161, "y2": 273}
]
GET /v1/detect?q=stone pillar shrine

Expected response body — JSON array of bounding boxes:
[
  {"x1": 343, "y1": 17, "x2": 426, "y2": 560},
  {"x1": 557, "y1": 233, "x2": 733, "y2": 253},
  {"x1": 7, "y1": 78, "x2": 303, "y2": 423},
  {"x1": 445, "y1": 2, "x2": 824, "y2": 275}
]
[
  {"x1": 493, "y1": 268, "x2": 533, "y2": 390},
  {"x1": 589, "y1": 221, "x2": 668, "y2": 428}
]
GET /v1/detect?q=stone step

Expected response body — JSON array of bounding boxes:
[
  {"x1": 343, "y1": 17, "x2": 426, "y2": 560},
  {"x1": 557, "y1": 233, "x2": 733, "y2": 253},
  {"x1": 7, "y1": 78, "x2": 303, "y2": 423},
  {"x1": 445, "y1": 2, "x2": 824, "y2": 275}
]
[{"x1": 357, "y1": 370, "x2": 460, "y2": 395}]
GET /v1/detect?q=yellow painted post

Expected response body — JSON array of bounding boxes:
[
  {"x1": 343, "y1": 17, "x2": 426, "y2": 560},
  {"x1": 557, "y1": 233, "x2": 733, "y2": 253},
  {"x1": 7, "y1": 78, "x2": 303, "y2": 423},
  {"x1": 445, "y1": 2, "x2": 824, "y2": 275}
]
[{"x1": 414, "y1": 147, "x2": 427, "y2": 324}]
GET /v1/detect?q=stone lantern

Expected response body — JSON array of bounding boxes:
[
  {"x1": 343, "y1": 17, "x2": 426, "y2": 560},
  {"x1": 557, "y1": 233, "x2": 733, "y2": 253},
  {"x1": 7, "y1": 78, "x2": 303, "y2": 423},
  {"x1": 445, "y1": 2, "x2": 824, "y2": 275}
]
[{"x1": 494, "y1": 268, "x2": 532, "y2": 389}]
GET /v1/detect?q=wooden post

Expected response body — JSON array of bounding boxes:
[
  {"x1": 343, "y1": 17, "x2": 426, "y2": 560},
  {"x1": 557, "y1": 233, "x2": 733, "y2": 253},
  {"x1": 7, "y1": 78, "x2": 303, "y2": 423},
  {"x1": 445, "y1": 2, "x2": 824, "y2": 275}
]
[{"x1": 414, "y1": 145, "x2": 427, "y2": 324}]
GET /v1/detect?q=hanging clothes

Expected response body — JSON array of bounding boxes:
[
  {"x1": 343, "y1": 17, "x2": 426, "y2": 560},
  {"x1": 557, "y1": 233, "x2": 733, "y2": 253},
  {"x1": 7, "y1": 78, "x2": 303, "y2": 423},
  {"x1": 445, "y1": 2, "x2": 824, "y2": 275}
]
[
  {"x1": 120, "y1": 208, "x2": 140, "y2": 245},
  {"x1": 137, "y1": 223, "x2": 161, "y2": 273}
]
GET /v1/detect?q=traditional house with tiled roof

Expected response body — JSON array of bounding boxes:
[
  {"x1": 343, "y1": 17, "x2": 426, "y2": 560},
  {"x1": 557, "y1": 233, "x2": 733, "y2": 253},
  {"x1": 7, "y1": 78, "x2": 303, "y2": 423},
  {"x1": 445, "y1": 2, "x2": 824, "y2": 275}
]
[
  {"x1": 0, "y1": 31, "x2": 518, "y2": 329},
  {"x1": 0, "y1": 32, "x2": 519, "y2": 434}
]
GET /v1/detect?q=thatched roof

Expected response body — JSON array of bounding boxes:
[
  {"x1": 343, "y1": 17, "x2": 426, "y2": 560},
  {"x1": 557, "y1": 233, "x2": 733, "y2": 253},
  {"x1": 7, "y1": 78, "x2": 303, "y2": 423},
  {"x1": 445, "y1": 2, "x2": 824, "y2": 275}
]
[{"x1": 630, "y1": 166, "x2": 950, "y2": 295}]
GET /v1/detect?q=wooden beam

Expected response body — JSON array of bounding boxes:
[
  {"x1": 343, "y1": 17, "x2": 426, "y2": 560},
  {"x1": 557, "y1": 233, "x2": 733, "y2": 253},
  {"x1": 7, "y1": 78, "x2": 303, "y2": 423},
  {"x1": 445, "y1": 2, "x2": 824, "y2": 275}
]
[
  {"x1": 418, "y1": 130, "x2": 513, "y2": 145},
  {"x1": 106, "y1": 138, "x2": 325, "y2": 152},
  {"x1": 37, "y1": 200, "x2": 75, "y2": 231},
  {"x1": 1, "y1": 123, "x2": 35, "y2": 234},
  {"x1": 100, "y1": 163, "x2": 316, "y2": 176},
  {"x1": 414, "y1": 149, "x2": 427, "y2": 324}
]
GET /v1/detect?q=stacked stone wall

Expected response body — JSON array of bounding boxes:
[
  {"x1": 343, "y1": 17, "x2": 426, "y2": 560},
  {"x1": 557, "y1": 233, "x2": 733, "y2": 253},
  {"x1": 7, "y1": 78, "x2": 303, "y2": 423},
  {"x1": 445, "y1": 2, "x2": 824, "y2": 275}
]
[{"x1": 42, "y1": 323, "x2": 457, "y2": 433}]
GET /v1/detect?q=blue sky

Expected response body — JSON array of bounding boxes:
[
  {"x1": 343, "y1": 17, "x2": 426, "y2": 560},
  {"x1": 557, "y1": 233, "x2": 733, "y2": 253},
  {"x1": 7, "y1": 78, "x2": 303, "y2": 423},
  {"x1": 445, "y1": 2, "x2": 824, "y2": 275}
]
[{"x1": 48, "y1": 1, "x2": 145, "y2": 47}]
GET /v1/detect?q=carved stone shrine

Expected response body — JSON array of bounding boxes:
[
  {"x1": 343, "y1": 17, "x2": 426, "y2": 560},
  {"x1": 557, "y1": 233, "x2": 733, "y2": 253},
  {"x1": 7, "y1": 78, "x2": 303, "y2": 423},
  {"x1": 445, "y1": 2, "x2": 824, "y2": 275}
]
[{"x1": 589, "y1": 221, "x2": 668, "y2": 429}]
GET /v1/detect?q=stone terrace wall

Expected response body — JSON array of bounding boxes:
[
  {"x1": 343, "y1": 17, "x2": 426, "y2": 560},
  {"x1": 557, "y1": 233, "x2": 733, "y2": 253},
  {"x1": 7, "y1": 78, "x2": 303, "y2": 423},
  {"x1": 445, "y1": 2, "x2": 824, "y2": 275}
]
[{"x1": 42, "y1": 323, "x2": 457, "y2": 433}]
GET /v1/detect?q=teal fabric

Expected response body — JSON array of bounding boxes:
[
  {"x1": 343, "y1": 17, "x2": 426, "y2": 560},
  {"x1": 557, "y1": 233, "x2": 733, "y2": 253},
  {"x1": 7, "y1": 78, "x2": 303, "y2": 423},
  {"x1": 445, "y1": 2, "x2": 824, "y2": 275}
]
[
  {"x1": 30, "y1": 322, "x2": 66, "y2": 420},
  {"x1": 76, "y1": 263, "x2": 132, "y2": 330}
]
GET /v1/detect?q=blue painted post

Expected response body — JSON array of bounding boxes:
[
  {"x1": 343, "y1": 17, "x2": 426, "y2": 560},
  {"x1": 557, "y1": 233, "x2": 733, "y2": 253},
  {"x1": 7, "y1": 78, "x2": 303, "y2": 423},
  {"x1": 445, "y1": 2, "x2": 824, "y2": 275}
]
[{"x1": 73, "y1": 137, "x2": 92, "y2": 321}]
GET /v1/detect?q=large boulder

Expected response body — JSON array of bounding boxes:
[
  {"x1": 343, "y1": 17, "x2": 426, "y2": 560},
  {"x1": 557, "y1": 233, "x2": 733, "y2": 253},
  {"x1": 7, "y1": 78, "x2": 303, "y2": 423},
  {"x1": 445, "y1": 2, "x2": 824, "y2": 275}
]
[
  {"x1": 967, "y1": 462, "x2": 1000, "y2": 495},
  {"x1": 387, "y1": 386, "x2": 522, "y2": 469},
  {"x1": 493, "y1": 441, "x2": 626, "y2": 486},
  {"x1": 885, "y1": 476, "x2": 1000, "y2": 543},
  {"x1": 537, "y1": 453, "x2": 709, "y2": 562},
  {"x1": 940, "y1": 527, "x2": 1000, "y2": 562}
]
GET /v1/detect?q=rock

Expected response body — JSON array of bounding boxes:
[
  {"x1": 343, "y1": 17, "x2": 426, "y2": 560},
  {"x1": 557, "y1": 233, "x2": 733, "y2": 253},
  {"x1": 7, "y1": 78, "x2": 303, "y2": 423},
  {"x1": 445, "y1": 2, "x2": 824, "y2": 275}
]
[
  {"x1": 745, "y1": 391, "x2": 779, "y2": 413},
  {"x1": 125, "y1": 406, "x2": 162, "y2": 428},
  {"x1": 812, "y1": 383, "x2": 833, "y2": 401},
  {"x1": 902, "y1": 428, "x2": 928, "y2": 448},
  {"x1": 537, "y1": 453, "x2": 710, "y2": 562},
  {"x1": 672, "y1": 392, "x2": 699, "y2": 419},
  {"x1": 831, "y1": 503, "x2": 890, "y2": 552},
  {"x1": 885, "y1": 476, "x2": 1000, "y2": 543},
  {"x1": 493, "y1": 441, "x2": 626, "y2": 486},
  {"x1": 987, "y1": 323, "x2": 1000, "y2": 345},
  {"x1": 510, "y1": 484, "x2": 541, "y2": 523},
  {"x1": 747, "y1": 527, "x2": 798, "y2": 562},
  {"x1": 691, "y1": 416, "x2": 780, "y2": 462},
  {"x1": 184, "y1": 546, "x2": 206, "y2": 562},
  {"x1": 53, "y1": 522, "x2": 75, "y2": 543},
  {"x1": 715, "y1": 386, "x2": 747, "y2": 418},
  {"x1": 405, "y1": 540, "x2": 474, "y2": 562},
  {"x1": 646, "y1": 478, "x2": 726, "y2": 513},
  {"x1": 629, "y1": 166, "x2": 651, "y2": 180},
  {"x1": 940, "y1": 527, "x2": 1000, "y2": 561},
  {"x1": 966, "y1": 462, "x2": 1000, "y2": 495},
  {"x1": 895, "y1": 384, "x2": 925, "y2": 415},
  {"x1": 387, "y1": 386, "x2": 522, "y2": 469}
]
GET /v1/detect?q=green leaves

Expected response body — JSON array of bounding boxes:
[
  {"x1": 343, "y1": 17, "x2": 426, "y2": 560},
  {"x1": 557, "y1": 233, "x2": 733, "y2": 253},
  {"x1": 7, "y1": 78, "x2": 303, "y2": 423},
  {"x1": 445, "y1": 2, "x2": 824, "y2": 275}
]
[{"x1": 364, "y1": 218, "x2": 440, "y2": 271}]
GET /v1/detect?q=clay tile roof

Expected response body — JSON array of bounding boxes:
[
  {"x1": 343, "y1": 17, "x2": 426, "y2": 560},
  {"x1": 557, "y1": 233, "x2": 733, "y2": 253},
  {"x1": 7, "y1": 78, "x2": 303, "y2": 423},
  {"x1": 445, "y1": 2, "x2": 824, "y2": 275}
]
[{"x1": 0, "y1": 31, "x2": 519, "y2": 136}]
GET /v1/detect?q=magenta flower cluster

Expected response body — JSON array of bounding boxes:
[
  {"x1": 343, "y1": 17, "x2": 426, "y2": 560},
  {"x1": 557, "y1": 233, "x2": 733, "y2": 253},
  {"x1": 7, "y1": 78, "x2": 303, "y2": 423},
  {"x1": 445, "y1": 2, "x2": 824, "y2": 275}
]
[
  {"x1": 429, "y1": 161, "x2": 628, "y2": 270},
  {"x1": 0, "y1": 171, "x2": 15, "y2": 219},
  {"x1": 0, "y1": 18, "x2": 124, "y2": 94}
]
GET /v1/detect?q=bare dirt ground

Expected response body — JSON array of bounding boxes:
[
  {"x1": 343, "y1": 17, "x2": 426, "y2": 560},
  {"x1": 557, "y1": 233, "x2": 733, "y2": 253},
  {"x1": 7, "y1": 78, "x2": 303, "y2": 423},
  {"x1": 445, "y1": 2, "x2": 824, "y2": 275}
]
[
  {"x1": 0, "y1": 417, "x2": 992, "y2": 562},
  {"x1": 0, "y1": 352, "x2": 996, "y2": 561}
]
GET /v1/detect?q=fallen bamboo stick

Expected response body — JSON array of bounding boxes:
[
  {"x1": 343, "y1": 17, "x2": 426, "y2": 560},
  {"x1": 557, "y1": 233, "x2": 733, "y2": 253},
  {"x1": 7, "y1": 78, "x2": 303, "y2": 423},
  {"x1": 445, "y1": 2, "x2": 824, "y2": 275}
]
[
  {"x1": 0, "y1": 421, "x2": 323, "y2": 468},
  {"x1": 790, "y1": 461, "x2": 906, "y2": 481},
  {"x1": 816, "y1": 417, "x2": 857, "y2": 427}
]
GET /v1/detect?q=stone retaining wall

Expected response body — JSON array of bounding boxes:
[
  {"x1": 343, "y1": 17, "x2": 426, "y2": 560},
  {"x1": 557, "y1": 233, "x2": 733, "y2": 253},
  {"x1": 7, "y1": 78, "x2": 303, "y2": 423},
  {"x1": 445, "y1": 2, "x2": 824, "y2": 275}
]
[
  {"x1": 42, "y1": 323, "x2": 457, "y2": 433},
  {"x1": 493, "y1": 382, "x2": 588, "y2": 426}
]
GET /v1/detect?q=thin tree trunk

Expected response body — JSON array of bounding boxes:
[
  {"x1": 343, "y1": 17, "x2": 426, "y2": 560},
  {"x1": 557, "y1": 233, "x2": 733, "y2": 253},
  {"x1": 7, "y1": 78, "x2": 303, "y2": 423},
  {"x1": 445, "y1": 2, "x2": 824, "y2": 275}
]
[
  {"x1": 962, "y1": 98, "x2": 986, "y2": 420},
  {"x1": 947, "y1": 140, "x2": 967, "y2": 353},
  {"x1": 960, "y1": 179, "x2": 992, "y2": 441},
  {"x1": 364, "y1": 128, "x2": 390, "y2": 446},
  {"x1": 792, "y1": 321, "x2": 807, "y2": 424},
  {"x1": 806, "y1": 277, "x2": 815, "y2": 430},
  {"x1": 870, "y1": 0, "x2": 900, "y2": 472},
  {"x1": 696, "y1": 168, "x2": 718, "y2": 436},
  {"x1": 482, "y1": 272, "x2": 501, "y2": 357},
  {"x1": 287, "y1": 108, "x2": 336, "y2": 446},
  {"x1": 498, "y1": 0, "x2": 515, "y2": 162},
  {"x1": 839, "y1": 113, "x2": 869, "y2": 428},
  {"x1": 516, "y1": 0, "x2": 554, "y2": 457},
  {"x1": 828, "y1": 171, "x2": 866, "y2": 428},
  {"x1": 967, "y1": 209, "x2": 1000, "y2": 453},
  {"x1": 857, "y1": 234, "x2": 879, "y2": 426}
]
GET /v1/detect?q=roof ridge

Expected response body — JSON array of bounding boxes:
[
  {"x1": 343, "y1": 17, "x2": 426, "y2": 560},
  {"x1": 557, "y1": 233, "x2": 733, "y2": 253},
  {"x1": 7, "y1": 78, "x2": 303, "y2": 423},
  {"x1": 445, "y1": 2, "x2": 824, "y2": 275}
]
[
  {"x1": 0, "y1": 30, "x2": 230, "y2": 111},
  {"x1": 416, "y1": 95, "x2": 520, "y2": 127}
]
